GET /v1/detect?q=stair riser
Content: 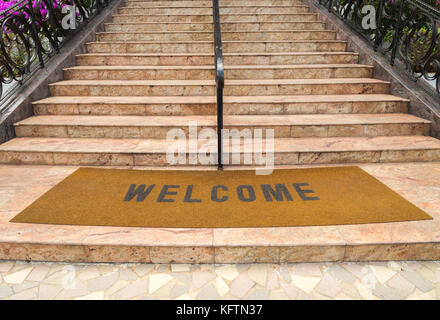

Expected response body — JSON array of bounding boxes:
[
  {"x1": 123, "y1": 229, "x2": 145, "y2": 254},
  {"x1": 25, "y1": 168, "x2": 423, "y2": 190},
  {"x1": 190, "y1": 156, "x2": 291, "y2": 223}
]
[
  {"x1": 225, "y1": 67, "x2": 372, "y2": 80},
  {"x1": 221, "y1": 14, "x2": 318, "y2": 22},
  {"x1": 64, "y1": 69, "x2": 215, "y2": 80},
  {"x1": 87, "y1": 42, "x2": 346, "y2": 54},
  {"x1": 49, "y1": 85, "x2": 216, "y2": 97},
  {"x1": 49, "y1": 83, "x2": 388, "y2": 96},
  {"x1": 221, "y1": 22, "x2": 326, "y2": 31},
  {"x1": 2, "y1": 149, "x2": 439, "y2": 166},
  {"x1": 105, "y1": 23, "x2": 214, "y2": 32},
  {"x1": 111, "y1": 14, "x2": 317, "y2": 23},
  {"x1": 224, "y1": 83, "x2": 389, "y2": 95},
  {"x1": 96, "y1": 31, "x2": 335, "y2": 42},
  {"x1": 223, "y1": 42, "x2": 347, "y2": 53},
  {"x1": 112, "y1": 15, "x2": 213, "y2": 23},
  {"x1": 125, "y1": 0, "x2": 304, "y2": 7},
  {"x1": 97, "y1": 33, "x2": 213, "y2": 42},
  {"x1": 104, "y1": 22, "x2": 326, "y2": 32},
  {"x1": 76, "y1": 54, "x2": 359, "y2": 66},
  {"x1": 15, "y1": 123, "x2": 429, "y2": 139},
  {"x1": 118, "y1": 8, "x2": 213, "y2": 15},
  {"x1": 117, "y1": 7, "x2": 309, "y2": 14},
  {"x1": 64, "y1": 67, "x2": 372, "y2": 81},
  {"x1": 33, "y1": 101, "x2": 408, "y2": 116},
  {"x1": 87, "y1": 42, "x2": 213, "y2": 54},
  {"x1": 126, "y1": 0, "x2": 304, "y2": 6}
]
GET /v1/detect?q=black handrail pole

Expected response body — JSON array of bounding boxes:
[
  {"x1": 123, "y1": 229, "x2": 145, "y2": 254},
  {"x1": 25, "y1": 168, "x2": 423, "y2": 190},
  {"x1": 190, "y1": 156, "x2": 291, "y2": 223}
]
[{"x1": 212, "y1": 0, "x2": 224, "y2": 170}]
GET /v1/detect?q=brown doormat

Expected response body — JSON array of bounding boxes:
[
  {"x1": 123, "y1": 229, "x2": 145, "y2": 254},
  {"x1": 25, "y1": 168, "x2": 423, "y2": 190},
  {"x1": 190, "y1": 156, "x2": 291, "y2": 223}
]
[{"x1": 11, "y1": 167, "x2": 432, "y2": 228}]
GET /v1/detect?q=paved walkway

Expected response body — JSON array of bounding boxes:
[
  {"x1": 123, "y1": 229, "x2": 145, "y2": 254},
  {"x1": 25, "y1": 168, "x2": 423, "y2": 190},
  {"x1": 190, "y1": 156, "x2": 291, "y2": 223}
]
[{"x1": 0, "y1": 260, "x2": 439, "y2": 300}]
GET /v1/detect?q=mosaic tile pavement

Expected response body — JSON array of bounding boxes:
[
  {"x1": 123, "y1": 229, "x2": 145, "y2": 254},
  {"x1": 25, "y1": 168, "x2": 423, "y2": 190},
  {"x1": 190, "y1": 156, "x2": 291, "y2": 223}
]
[{"x1": 0, "y1": 260, "x2": 439, "y2": 300}]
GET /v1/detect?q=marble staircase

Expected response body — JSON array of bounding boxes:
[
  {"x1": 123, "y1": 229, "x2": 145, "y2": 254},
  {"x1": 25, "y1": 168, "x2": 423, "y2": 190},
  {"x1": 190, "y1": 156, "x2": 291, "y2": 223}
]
[{"x1": 1, "y1": 0, "x2": 440, "y2": 167}]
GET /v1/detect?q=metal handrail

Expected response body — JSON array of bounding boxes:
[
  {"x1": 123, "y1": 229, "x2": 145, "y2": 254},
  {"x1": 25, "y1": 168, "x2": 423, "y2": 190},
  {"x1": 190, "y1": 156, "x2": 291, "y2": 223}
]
[{"x1": 212, "y1": 0, "x2": 224, "y2": 170}]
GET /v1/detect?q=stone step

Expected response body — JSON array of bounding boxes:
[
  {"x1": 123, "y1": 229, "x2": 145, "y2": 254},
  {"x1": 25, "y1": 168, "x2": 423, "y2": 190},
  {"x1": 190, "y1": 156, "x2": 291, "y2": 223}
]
[
  {"x1": 221, "y1": 21, "x2": 326, "y2": 31},
  {"x1": 125, "y1": 0, "x2": 304, "y2": 6},
  {"x1": 49, "y1": 80, "x2": 216, "y2": 96},
  {"x1": 14, "y1": 114, "x2": 430, "y2": 139},
  {"x1": 111, "y1": 13, "x2": 318, "y2": 23},
  {"x1": 64, "y1": 65, "x2": 373, "y2": 80},
  {"x1": 32, "y1": 94, "x2": 409, "y2": 116},
  {"x1": 104, "y1": 21, "x2": 326, "y2": 32},
  {"x1": 224, "y1": 78, "x2": 389, "y2": 95},
  {"x1": 1, "y1": 136, "x2": 439, "y2": 166},
  {"x1": 125, "y1": 0, "x2": 304, "y2": 7},
  {"x1": 86, "y1": 40, "x2": 347, "y2": 54},
  {"x1": 96, "y1": 30, "x2": 336, "y2": 42},
  {"x1": 76, "y1": 52, "x2": 359, "y2": 66},
  {"x1": 48, "y1": 79, "x2": 389, "y2": 96},
  {"x1": 117, "y1": 6, "x2": 310, "y2": 15}
]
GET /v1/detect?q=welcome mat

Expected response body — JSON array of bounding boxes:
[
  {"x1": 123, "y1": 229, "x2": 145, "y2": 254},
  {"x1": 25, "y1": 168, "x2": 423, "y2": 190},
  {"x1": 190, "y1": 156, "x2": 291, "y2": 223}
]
[{"x1": 11, "y1": 167, "x2": 432, "y2": 228}]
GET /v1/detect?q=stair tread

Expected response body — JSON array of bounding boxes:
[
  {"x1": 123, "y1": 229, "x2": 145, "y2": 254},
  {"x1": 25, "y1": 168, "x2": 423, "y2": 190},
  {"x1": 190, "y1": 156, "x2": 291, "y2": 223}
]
[
  {"x1": 89, "y1": 40, "x2": 346, "y2": 44},
  {"x1": 49, "y1": 78, "x2": 386, "y2": 86},
  {"x1": 65, "y1": 64, "x2": 372, "y2": 70},
  {"x1": 16, "y1": 114, "x2": 430, "y2": 127},
  {"x1": 34, "y1": 94, "x2": 407, "y2": 105},
  {"x1": 49, "y1": 80, "x2": 216, "y2": 86},
  {"x1": 2, "y1": 136, "x2": 440, "y2": 153},
  {"x1": 77, "y1": 52, "x2": 358, "y2": 57},
  {"x1": 98, "y1": 30, "x2": 334, "y2": 34}
]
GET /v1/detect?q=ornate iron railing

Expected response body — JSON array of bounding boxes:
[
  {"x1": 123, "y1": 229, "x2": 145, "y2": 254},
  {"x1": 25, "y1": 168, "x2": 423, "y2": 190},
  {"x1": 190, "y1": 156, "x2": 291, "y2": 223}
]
[
  {"x1": 0, "y1": 0, "x2": 109, "y2": 107},
  {"x1": 212, "y1": 0, "x2": 224, "y2": 170},
  {"x1": 318, "y1": 0, "x2": 440, "y2": 96}
]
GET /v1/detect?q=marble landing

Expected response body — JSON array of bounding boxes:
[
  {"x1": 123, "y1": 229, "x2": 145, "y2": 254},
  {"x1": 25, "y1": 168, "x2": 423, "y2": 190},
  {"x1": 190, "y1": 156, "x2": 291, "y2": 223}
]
[{"x1": 0, "y1": 162, "x2": 439, "y2": 263}]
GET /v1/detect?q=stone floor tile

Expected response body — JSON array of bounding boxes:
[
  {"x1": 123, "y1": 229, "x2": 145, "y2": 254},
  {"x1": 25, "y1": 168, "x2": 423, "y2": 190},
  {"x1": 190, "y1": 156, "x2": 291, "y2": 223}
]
[
  {"x1": 75, "y1": 291, "x2": 105, "y2": 300},
  {"x1": 326, "y1": 265, "x2": 356, "y2": 284},
  {"x1": 267, "y1": 272, "x2": 279, "y2": 290},
  {"x1": 290, "y1": 275, "x2": 320, "y2": 293},
  {"x1": 229, "y1": 275, "x2": 255, "y2": 298},
  {"x1": 77, "y1": 266, "x2": 100, "y2": 281},
  {"x1": 372, "y1": 283, "x2": 408, "y2": 300},
  {"x1": 269, "y1": 289, "x2": 289, "y2": 300},
  {"x1": 105, "y1": 280, "x2": 129, "y2": 297},
  {"x1": 340, "y1": 263, "x2": 368, "y2": 280},
  {"x1": 316, "y1": 273, "x2": 342, "y2": 298},
  {"x1": 398, "y1": 269, "x2": 435, "y2": 293},
  {"x1": 0, "y1": 285, "x2": 13, "y2": 298},
  {"x1": 289, "y1": 263, "x2": 322, "y2": 277},
  {"x1": 277, "y1": 266, "x2": 291, "y2": 283},
  {"x1": 196, "y1": 284, "x2": 220, "y2": 300},
  {"x1": 246, "y1": 288, "x2": 270, "y2": 300},
  {"x1": 171, "y1": 264, "x2": 191, "y2": 273},
  {"x1": 8, "y1": 288, "x2": 36, "y2": 300},
  {"x1": 87, "y1": 271, "x2": 118, "y2": 292},
  {"x1": 170, "y1": 283, "x2": 190, "y2": 299},
  {"x1": 37, "y1": 284, "x2": 62, "y2": 300},
  {"x1": 131, "y1": 264, "x2": 154, "y2": 277},
  {"x1": 0, "y1": 261, "x2": 14, "y2": 273},
  {"x1": 157, "y1": 265, "x2": 169, "y2": 273},
  {"x1": 118, "y1": 279, "x2": 148, "y2": 299},
  {"x1": 27, "y1": 265, "x2": 51, "y2": 282},
  {"x1": 215, "y1": 277, "x2": 229, "y2": 297},
  {"x1": 386, "y1": 274, "x2": 415, "y2": 293},
  {"x1": 192, "y1": 271, "x2": 216, "y2": 290},
  {"x1": 149, "y1": 274, "x2": 173, "y2": 294},
  {"x1": 215, "y1": 265, "x2": 239, "y2": 281},
  {"x1": 247, "y1": 265, "x2": 268, "y2": 287},
  {"x1": 280, "y1": 282, "x2": 299, "y2": 299},
  {"x1": 370, "y1": 266, "x2": 396, "y2": 284},
  {"x1": 3, "y1": 267, "x2": 33, "y2": 284},
  {"x1": 12, "y1": 281, "x2": 39, "y2": 293},
  {"x1": 406, "y1": 288, "x2": 436, "y2": 300},
  {"x1": 120, "y1": 268, "x2": 138, "y2": 281},
  {"x1": 175, "y1": 293, "x2": 194, "y2": 300},
  {"x1": 341, "y1": 283, "x2": 362, "y2": 300}
]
